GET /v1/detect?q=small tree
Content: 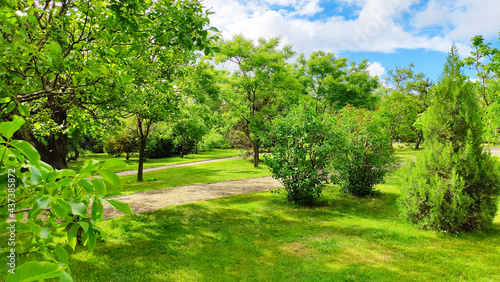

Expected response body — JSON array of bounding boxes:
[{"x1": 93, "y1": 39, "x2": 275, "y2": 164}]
[
  {"x1": 399, "y1": 46, "x2": 500, "y2": 232},
  {"x1": 331, "y1": 106, "x2": 397, "y2": 197},
  {"x1": 264, "y1": 105, "x2": 336, "y2": 205}
]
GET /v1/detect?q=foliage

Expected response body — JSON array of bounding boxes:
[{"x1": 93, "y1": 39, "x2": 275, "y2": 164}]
[
  {"x1": 331, "y1": 106, "x2": 397, "y2": 197},
  {"x1": 463, "y1": 34, "x2": 500, "y2": 144},
  {"x1": 264, "y1": 105, "x2": 336, "y2": 205},
  {"x1": 0, "y1": 0, "x2": 219, "y2": 169},
  {"x1": 199, "y1": 128, "x2": 229, "y2": 151},
  {"x1": 0, "y1": 116, "x2": 131, "y2": 281},
  {"x1": 399, "y1": 47, "x2": 500, "y2": 232},
  {"x1": 215, "y1": 35, "x2": 301, "y2": 168},
  {"x1": 297, "y1": 51, "x2": 380, "y2": 113},
  {"x1": 103, "y1": 130, "x2": 139, "y2": 160},
  {"x1": 377, "y1": 64, "x2": 431, "y2": 149},
  {"x1": 144, "y1": 131, "x2": 176, "y2": 159}
]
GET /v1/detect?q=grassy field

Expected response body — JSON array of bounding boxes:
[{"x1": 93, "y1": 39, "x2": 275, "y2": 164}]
[
  {"x1": 69, "y1": 173, "x2": 500, "y2": 281},
  {"x1": 67, "y1": 149, "x2": 242, "y2": 173}
]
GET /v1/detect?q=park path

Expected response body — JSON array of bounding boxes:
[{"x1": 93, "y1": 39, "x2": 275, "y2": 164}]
[
  {"x1": 102, "y1": 147, "x2": 500, "y2": 220},
  {"x1": 103, "y1": 176, "x2": 282, "y2": 219}
]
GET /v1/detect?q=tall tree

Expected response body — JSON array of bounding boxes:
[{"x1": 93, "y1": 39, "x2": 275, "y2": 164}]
[
  {"x1": 215, "y1": 35, "x2": 298, "y2": 167},
  {"x1": 0, "y1": 0, "x2": 218, "y2": 169},
  {"x1": 399, "y1": 46, "x2": 500, "y2": 232}
]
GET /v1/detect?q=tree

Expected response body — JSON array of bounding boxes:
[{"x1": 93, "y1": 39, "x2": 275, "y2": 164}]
[
  {"x1": 399, "y1": 46, "x2": 500, "y2": 232},
  {"x1": 331, "y1": 106, "x2": 397, "y2": 197},
  {"x1": 0, "y1": 0, "x2": 218, "y2": 169},
  {"x1": 215, "y1": 35, "x2": 299, "y2": 167},
  {"x1": 297, "y1": 51, "x2": 380, "y2": 113},
  {"x1": 104, "y1": 129, "x2": 138, "y2": 160},
  {"x1": 378, "y1": 64, "x2": 431, "y2": 149},
  {"x1": 463, "y1": 34, "x2": 500, "y2": 143},
  {"x1": 264, "y1": 104, "x2": 335, "y2": 205}
]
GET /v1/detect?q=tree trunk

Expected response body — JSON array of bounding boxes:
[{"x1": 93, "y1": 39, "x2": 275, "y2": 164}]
[
  {"x1": 251, "y1": 139, "x2": 259, "y2": 168},
  {"x1": 126, "y1": 152, "x2": 130, "y2": 161},
  {"x1": 137, "y1": 139, "x2": 146, "y2": 182},
  {"x1": 13, "y1": 109, "x2": 69, "y2": 169},
  {"x1": 415, "y1": 134, "x2": 423, "y2": 150}
]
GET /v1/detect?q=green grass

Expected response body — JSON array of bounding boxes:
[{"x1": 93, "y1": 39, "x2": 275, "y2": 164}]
[
  {"x1": 67, "y1": 149, "x2": 241, "y2": 173},
  {"x1": 110, "y1": 158, "x2": 271, "y2": 195},
  {"x1": 69, "y1": 173, "x2": 500, "y2": 281}
]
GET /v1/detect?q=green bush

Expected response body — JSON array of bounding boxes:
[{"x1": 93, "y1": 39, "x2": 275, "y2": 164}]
[
  {"x1": 398, "y1": 47, "x2": 500, "y2": 232},
  {"x1": 144, "y1": 132, "x2": 177, "y2": 159},
  {"x1": 264, "y1": 105, "x2": 335, "y2": 205},
  {"x1": 330, "y1": 106, "x2": 397, "y2": 197}
]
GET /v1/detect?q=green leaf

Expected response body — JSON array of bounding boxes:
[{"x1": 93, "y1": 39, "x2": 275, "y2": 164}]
[
  {"x1": 17, "y1": 103, "x2": 30, "y2": 117},
  {"x1": 103, "y1": 199, "x2": 133, "y2": 216},
  {"x1": 55, "y1": 245, "x2": 69, "y2": 263},
  {"x1": 28, "y1": 165, "x2": 42, "y2": 186},
  {"x1": 0, "y1": 115, "x2": 25, "y2": 139},
  {"x1": 31, "y1": 197, "x2": 52, "y2": 217},
  {"x1": 121, "y1": 74, "x2": 134, "y2": 83},
  {"x1": 60, "y1": 270, "x2": 74, "y2": 282},
  {"x1": 87, "y1": 228, "x2": 96, "y2": 252},
  {"x1": 102, "y1": 158, "x2": 127, "y2": 169},
  {"x1": 78, "y1": 178, "x2": 94, "y2": 193},
  {"x1": 93, "y1": 178, "x2": 106, "y2": 195},
  {"x1": 10, "y1": 139, "x2": 40, "y2": 164},
  {"x1": 91, "y1": 198, "x2": 103, "y2": 222},
  {"x1": 67, "y1": 224, "x2": 79, "y2": 250},
  {"x1": 65, "y1": 200, "x2": 87, "y2": 217},
  {"x1": 52, "y1": 199, "x2": 72, "y2": 218},
  {"x1": 99, "y1": 169, "x2": 121, "y2": 188},
  {"x1": 6, "y1": 101, "x2": 16, "y2": 113},
  {"x1": 79, "y1": 160, "x2": 99, "y2": 175},
  {"x1": 6, "y1": 261, "x2": 63, "y2": 282},
  {"x1": 78, "y1": 221, "x2": 89, "y2": 232}
]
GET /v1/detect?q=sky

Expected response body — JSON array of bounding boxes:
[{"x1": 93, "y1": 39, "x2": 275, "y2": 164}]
[{"x1": 202, "y1": 0, "x2": 500, "y2": 83}]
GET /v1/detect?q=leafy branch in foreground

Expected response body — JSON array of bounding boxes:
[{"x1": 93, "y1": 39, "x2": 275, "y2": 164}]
[{"x1": 0, "y1": 116, "x2": 132, "y2": 281}]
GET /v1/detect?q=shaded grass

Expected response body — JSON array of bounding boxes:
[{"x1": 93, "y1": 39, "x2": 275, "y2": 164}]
[
  {"x1": 110, "y1": 158, "x2": 271, "y2": 195},
  {"x1": 69, "y1": 173, "x2": 500, "y2": 281},
  {"x1": 67, "y1": 149, "x2": 241, "y2": 173}
]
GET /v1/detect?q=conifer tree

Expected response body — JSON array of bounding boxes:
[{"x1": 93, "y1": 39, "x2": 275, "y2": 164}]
[{"x1": 399, "y1": 46, "x2": 500, "y2": 232}]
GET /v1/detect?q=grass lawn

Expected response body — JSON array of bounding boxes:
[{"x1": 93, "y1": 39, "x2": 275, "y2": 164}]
[
  {"x1": 69, "y1": 172, "x2": 500, "y2": 281},
  {"x1": 112, "y1": 158, "x2": 272, "y2": 195},
  {"x1": 67, "y1": 149, "x2": 242, "y2": 173}
]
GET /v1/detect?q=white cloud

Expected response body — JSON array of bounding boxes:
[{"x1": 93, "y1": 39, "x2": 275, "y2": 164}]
[
  {"x1": 367, "y1": 62, "x2": 385, "y2": 78},
  {"x1": 204, "y1": 0, "x2": 500, "y2": 57}
]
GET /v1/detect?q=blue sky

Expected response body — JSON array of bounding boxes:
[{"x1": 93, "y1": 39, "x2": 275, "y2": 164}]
[{"x1": 204, "y1": 0, "x2": 500, "y2": 82}]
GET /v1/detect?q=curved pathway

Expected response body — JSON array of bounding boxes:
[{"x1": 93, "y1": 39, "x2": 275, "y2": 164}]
[{"x1": 103, "y1": 176, "x2": 282, "y2": 219}]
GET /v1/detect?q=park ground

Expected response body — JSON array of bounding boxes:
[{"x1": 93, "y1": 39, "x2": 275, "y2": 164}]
[{"x1": 60, "y1": 147, "x2": 500, "y2": 281}]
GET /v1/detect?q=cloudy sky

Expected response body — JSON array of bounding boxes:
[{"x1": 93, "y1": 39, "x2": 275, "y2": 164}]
[{"x1": 203, "y1": 0, "x2": 500, "y2": 82}]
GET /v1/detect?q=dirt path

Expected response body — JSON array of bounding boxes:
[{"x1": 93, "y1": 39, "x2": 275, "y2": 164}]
[
  {"x1": 486, "y1": 146, "x2": 500, "y2": 157},
  {"x1": 103, "y1": 176, "x2": 282, "y2": 219},
  {"x1": 115, "y1": 156, "x2": 241, "y2": 176}
]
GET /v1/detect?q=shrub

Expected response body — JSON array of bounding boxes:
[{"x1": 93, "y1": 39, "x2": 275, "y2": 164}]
[
  {"x1": 398, "y1": 47, "x2": 500, "y2": 232},
  {"x1": 144, "y1": 132, "x2": 176, "y2": 159},
  {"x1": 264, "y1": 105, "x2": 336, "y2": 205},
  {"x1": 330, "y1": 106, "x2": 397, "y2": 197},
  {"x1": 104, "y1": 130, "x2": 139, "y2": 160}
]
